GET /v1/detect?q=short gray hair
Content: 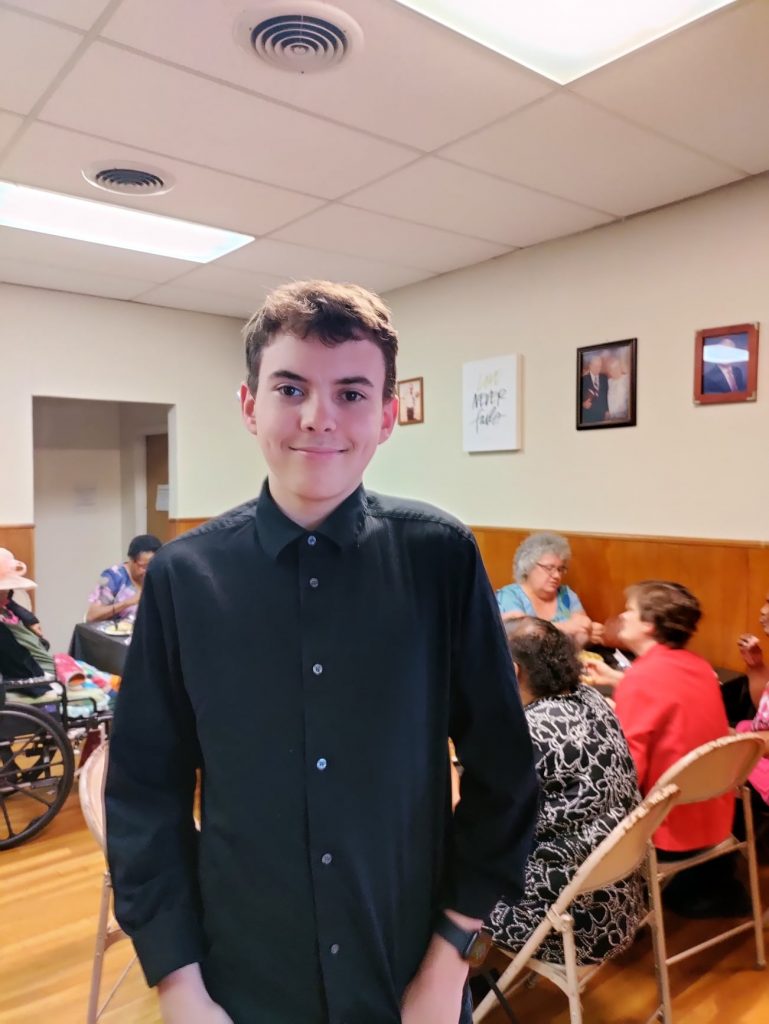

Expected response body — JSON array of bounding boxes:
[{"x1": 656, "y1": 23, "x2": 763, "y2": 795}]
[{"x1": 513, "y1": 532, "x2": 572, "y2": 583}]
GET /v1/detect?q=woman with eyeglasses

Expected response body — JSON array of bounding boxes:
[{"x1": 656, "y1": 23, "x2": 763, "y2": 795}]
[{"x1": 496, "y1": 531, "x2": 603, "y2": 647}]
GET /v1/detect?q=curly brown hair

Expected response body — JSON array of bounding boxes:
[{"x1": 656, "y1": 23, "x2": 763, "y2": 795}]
[
  {"x1": 243, "y1": 280, "x2": 398, "y2": 398},
  {"x1": 504, "y1": 616, "x2": 581, "y2": 698}
]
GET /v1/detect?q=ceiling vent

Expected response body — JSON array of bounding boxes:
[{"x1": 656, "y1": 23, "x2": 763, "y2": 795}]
[
  {"x1": 82, "y1": 163, "x2": 174, "y2": 196},
  {"x1": 236, "y1": 3, "x2": 362, "y2": 73}
]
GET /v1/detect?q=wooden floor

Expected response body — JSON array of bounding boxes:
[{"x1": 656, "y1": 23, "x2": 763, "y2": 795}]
[{"x1": 1, "y1": 793, "x2": 768, "y2": 1024}]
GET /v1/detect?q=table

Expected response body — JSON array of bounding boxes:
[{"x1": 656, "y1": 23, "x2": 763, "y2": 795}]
[{"x1": 69, "y1": 622, "x2": 131, "y2": 676}]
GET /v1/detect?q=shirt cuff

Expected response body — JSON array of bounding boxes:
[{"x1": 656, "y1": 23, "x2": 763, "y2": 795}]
[{"x1": 130, "y1": 903, "x2": 206, "y2": 987}]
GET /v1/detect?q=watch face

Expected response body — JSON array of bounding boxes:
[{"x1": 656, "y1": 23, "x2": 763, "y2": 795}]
[{"x1": 466, "y1": 930, "x2": 493, "y2": 969}]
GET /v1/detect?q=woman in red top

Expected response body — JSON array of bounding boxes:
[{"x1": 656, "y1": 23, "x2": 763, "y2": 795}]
[{"x1": 591, "y1": 580, "x2": 748, "y2": 917}]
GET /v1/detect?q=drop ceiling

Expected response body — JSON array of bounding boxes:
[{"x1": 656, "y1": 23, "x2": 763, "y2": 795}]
[{"x1": 0, "y1": 0, "x2": 766, "y2": 318}]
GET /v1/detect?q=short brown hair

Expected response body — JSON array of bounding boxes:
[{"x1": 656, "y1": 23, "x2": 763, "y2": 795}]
[
  {"x1": 626, "y1": 580, "x2": 701, "y2": 649},
  {"x1": 243, "y1": 280, "x2": 398, "y2": 398}
]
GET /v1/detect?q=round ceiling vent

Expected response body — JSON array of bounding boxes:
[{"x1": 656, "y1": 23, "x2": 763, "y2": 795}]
[
  {"x1": 235, "y1": 3, "x2": 362, "y2": 73},
  {"x1": 82, "y1": 163, "x2": 175, "y2": 196}
]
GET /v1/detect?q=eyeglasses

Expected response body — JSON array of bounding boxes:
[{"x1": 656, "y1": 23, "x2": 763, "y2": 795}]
[{"x1": 535, "y1": 563, "x2": 568, "y2": 577}]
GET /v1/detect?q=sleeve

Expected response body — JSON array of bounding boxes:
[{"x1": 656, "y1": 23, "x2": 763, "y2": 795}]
[
  {"x1": 613, "y1": 669, "x2": 662, "y2": 792},
  {"x1": 446, "y1": 537, "x2": 539, "y2": 918},
  {"x1": 751, "y1": 684, "x2": 769, "y2": 731},
  {"x1": 495, "y1": 582, "x2": 526, "y2": 614},
  {"x1": 105, "y1": 557, "x2": 204, "y2": 987},
  {"x1": 88, "y1": 576, "x2": 114, "y2": 607},
  {"x1": 9, "y1": 598, "x2": 39, "y2": 628}
]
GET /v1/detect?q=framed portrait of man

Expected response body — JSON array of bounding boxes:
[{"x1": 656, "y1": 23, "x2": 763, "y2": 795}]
[
  {"x1": 397, "y1": 376, "x2": 424, "y2": 425},
  {"x1": 576, "y1": 338, "x2": 637, "y2": 430},
  {"x1": 694, "y1": 323, "x2": 758, "y2": 405}
]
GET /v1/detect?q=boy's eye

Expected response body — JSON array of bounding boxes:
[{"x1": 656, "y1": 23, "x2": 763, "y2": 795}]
[
  {"x1": 277, "y1": 384, "x2": 303, "y2": 398},
  {"x1": 341, "y1": 390, "x2": 365, "y2": 402}
]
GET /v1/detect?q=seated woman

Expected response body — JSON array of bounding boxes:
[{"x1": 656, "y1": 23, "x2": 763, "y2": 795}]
[
  {"x1": 496, "y1": 531, "x2": 603, "y2": 646},
  {"x1": 591, "y1": 580, "x2": 746, "y2": 917},
  {"x1": 733, "y1": 590, "x2": 769, "y2": 812},
  {"x1": 0, "y1": 548, "x2": 114, "y2": 715},
  {"x1": 485, "y1": 617, "x2": 643, "y2": 965}
]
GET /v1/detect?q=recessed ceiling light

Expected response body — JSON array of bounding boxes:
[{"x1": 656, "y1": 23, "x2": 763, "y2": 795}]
[
  {"x1": 395, "y1": 0, "x2": 738, "y2": 84},
  {"x1": 0, "y1": 180, "x2": 253, "y2": 263}
]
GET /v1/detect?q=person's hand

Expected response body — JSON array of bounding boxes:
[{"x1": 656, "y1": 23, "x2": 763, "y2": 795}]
[
  {"x1": 584, "y1": 661, "x2": 623, "y2": 689},
  {"x1": 29, "y1": 623, "x2": 44, "y2": 639},
  {"x1": 401, "y1": 962, "x2": 466, "y2": 1024},
  {"x1": 560, "y1": 613, "x2": 592, "y2": 649},
  {"x1": 583, "y1": 398, "x2": 593, "y2": 409},
  {"x1": 158, "y1": 965, "x2": 234, "y2": 1024},
  {"x1": 589, "y1": 620, "x2": 605, "y2": 644},
  {"x1": 738, "y1": 634, "x2": 765, "y2": 669}
]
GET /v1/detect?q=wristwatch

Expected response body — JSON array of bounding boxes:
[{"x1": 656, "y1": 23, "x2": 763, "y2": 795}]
[{"x1": 434, "y1": 913, "x2": 493, "y2": 969}]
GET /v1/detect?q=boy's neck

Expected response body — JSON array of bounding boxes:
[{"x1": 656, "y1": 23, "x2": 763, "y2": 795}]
[{"x1": 267, "y1": 475, "x2": 361, "y2": 531}]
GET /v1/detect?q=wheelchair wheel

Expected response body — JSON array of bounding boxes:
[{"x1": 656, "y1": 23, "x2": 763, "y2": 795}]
[{"x1": 0, "y1": 704, "x2": 75, "y2": 850}]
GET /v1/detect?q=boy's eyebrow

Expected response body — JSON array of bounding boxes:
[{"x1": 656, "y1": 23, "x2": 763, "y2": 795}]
[{"x1": 269, "y1": 370, "x2": 376, "y2": 388}]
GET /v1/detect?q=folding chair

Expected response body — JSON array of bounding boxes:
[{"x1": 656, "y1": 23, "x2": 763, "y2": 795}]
[
  {"x1": 78, "y1": 742, "x2": 137, "y2": 1024},
  {"x1": 473, "y1": 784, "x2": 680, "y2": 1024},
  {"x1": 646, "y1": 733, "x2": 767, "y2": 1024}
]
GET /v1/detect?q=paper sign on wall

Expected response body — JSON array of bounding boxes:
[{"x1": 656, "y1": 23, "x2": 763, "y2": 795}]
[
  {"x1": 462, "y1": 355, "x2": 522, "y2": 452},
  {"x1": 155, "y1": 484, "x2": 169, "y2": 512}
]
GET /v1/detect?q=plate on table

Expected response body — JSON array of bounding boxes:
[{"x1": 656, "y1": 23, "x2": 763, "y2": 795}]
[{"x1": 102, "y1": 622, "x2": 133, "y2": 637}]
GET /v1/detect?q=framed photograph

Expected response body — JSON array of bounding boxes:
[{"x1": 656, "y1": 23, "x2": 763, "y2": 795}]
[
  {"x1": 462, "y1": 354, "x2": 522, "y2": 452},
  {"x1": 397, "y1": 376, "x2": 424, "y2": 425},
  {"x1": 576, "y1": 338, "x2": 637, "y2": 430},
  {"x1": 694, "y1": 323, "x2": 758, "y2": 405}
]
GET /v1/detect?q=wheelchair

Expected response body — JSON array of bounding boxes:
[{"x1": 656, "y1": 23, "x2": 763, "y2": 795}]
[{"x1": 0, "y1": 673, "x2": 111, "y2": 850}]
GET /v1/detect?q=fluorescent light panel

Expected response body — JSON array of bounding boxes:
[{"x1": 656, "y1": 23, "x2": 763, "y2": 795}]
[
  {"x1": 395, "y1": 0, "x2": 738, "y2": 84},
  {"x1": 0, "y1": 181, "x2": 253, "y2": 262}
]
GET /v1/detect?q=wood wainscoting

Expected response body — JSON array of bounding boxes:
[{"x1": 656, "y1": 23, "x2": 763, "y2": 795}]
[{"x1": 472, "y1": 526, "x2": 769, "y2": 671}]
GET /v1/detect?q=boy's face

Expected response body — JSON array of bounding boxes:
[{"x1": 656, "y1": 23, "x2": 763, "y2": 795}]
[{"x1": 241, "y1": 332, "x2": 397, "y2": 525}]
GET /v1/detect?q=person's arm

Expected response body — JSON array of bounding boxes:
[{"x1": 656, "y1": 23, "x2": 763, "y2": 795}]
[
  {"x1": 613, "y1": 672, "x2": 658, "y2": 791},
  {"x1": 86, "y1": 586, "x2": 140, "y2": 623},
  {"x1": 105, "y1": 559, "x2": 223, "y2": 1020},
  {"x1": 404, "y1": 538, "x2": 538, "y2": 1021},
  {"x1": 737, "y1": 634, "x2": 769, "y2": 709}
]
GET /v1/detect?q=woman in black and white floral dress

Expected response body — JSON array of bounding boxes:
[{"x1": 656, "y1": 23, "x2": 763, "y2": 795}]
[{"x1": 485, "y1": 617, "x2": 644, "y2": 965}]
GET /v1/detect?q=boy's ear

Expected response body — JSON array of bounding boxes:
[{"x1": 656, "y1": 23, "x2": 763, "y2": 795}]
[
  {"x1": 378, "y1": 395, "x2": 398, "y2": 445},
  {"x1": 240, "y1": 382, "x2": 258, "y2": 436}
]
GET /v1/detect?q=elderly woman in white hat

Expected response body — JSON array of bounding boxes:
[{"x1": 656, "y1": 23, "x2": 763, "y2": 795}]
[{"x1": 0, "y1": 549, "x2": 114, "y2": 710}]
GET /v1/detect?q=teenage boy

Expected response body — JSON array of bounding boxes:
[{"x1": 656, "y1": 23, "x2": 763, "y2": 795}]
[{"x1": 106, "y1": 281, "x2": 538, "y2": 1024}]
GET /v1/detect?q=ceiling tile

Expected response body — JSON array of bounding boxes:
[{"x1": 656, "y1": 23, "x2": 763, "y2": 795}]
[
  {"x1": 0, "y1": 122, "x2": 326, "y2": 235},
  {"x1": 0, "y1": 258, "x2": 152, "y2": 300},
  {"x1": 571, "y1": 0, "x2": 769, "y2": 174},
  {"x1": 220, "y1": 238, "x2": 433, "y2": 294},
  {"x1": 0, "y1": 110, "x2": 24, "y2": 150},
  {"x1": 38, "y1": 43, "x2": 416, "y2": 199},
  {"x1": 0, "y1": 8, "x2": 82, "y2": 114},
  {"x1": 169, "y1": 264, "x2": 286, "y2": 302},
  {"x1": 0, "y1": 226, "x2": 193, "y2": 282},
  {"x1": 272, "y1": 204, "x2": 511, "y2": 273},
  {"x1": 345, "y1": 158, "x2": 613, "y2": 246},
  {"x1": 441, "y1": 92, "x2": 744, "y2": 216},
  {"x1": 135, "y1": 283, "x2": 257, "y2": 319},
  {"x1": 9, "y1": 0, "x2": 112, "y2": 31},
  {"x1": 101, "y1": 0, "x2": 553, "y2": 150}
]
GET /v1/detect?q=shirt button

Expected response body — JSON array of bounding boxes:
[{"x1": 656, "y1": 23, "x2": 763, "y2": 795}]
[
  {"x1": 316, "y1": 758, "x2": 327, "y2": 771},
  {"x1": 309, "y1": 577, "x2": 319, "y2": 588},
  {"x1": 312, "y1": 663, "x2": 323, "y2": 676},
  {"x1": 307, "y1": 535, "x2": 317, "y2": 546},
  {"x1": 321, "y1": 853, "x2": 333, "y2": 865},
  {"x1": 330, "y1": 943, "x2": 340, "y2": 955}
]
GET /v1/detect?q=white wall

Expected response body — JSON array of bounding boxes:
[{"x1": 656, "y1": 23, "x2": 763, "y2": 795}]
[
  {"x1": 33, "y1": 397, "x2": 124, "y2": 651},
  {"x1": 369, "y1": 174, "x2": 769, "y2": 541},
  {"x1": 1, "y1": 286, "x2": 263, "y2": 525}
]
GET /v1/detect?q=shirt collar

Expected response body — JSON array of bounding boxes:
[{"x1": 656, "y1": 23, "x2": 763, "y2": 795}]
[{"x1": 254, "y1": 479, "x2": 367, "y2": 560}]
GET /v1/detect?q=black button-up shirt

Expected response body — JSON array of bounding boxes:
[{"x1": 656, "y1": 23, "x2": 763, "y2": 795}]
[{"x1": 106, "y1": 483, "x2": 537, "y2": 1024}]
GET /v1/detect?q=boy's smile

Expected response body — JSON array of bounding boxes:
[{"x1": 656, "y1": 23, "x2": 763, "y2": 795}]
[{"x1": 241, "y1": 331, "x2": 397, "y2": 528}]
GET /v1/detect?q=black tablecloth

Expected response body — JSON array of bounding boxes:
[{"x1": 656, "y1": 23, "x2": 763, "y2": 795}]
[{"x1": 69, "y1": 623, "x2": 131, "y2": 676}]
